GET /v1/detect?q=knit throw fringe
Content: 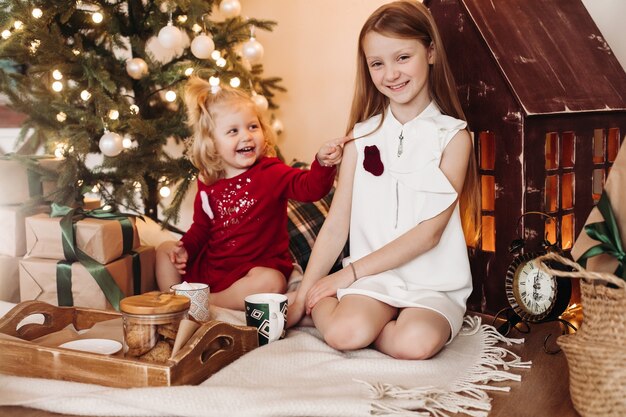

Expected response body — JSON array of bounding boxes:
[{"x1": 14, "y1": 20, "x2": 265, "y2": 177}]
[{"x1": 358, "y1": 316, "x2": 531, "y2": 417}]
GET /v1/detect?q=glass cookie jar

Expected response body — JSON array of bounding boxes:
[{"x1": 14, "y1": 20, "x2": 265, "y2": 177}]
[{"x1": 119, "y1": 291, "x2": 190, "y2": 363}]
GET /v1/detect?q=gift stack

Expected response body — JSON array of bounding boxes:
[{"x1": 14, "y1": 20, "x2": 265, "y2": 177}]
[
  {"x1": 539, "y1": 142, "x2": 626, "y2": 417},
  {"x1": 19, "y1": 205, "x2": 156, "y2": 311},
  {"x1": 0, "y1": 155, "x2": 62, "y2": 303}
]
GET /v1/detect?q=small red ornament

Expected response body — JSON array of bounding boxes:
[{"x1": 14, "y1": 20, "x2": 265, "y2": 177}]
[{"x1": 363, "y1": 145, "x2": 384, "y2": 176}]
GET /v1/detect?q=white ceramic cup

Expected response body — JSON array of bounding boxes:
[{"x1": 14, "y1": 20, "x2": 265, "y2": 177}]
[
  {"x1": 244, "y1": 293, "x2": 288, "y2": 345},
  {"x1": 170, "y1": 282, "x2": 210, "y2": 322}
]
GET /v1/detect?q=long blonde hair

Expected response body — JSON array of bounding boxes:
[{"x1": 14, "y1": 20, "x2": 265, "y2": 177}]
[
  {"x1": 184, "y1": 76, "x2": 277, "y2": 184},
  {"x1": 347, "y1": 0, "x2": 480, "y2": 245}
]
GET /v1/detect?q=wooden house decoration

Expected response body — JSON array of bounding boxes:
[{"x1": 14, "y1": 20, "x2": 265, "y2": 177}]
[{"x1": 425, "y1": 0, "x2": 626, "y2": 314}]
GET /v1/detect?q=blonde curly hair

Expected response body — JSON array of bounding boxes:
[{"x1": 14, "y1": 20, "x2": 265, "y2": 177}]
[{"x1": 184, "y1": 76, "x2": 277, "y2": 184}]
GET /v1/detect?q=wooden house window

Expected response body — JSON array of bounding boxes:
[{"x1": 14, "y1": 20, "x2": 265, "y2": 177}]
[
  {"x1": 561, "y1": 213, "x2": 575, "y2": 249},
  {"x1": 561, "y1": 131, "x2": 575, "y2": 168},
  {"x1": 479, "y1": 131, "x2": 495, "y2": 170},
  {"x1": 544, "y1": 131, "x2": 577, "y2": 250},
  {"x1": 545, "y1": 175, "x2": 559, "y2": 213},
  {"x1": 481, "y1": 175, "x2": 495, "y2": 211},
  {"x1": 562, "y1": 172, "x2": 574, "y2": 210},
  {"x1": 591, "y1": 128, "x2": 622, "y2": 203},
  {"x1": 479, "y1": 131, "x2": 495, "y2": 252},
  {"x1": 592, "y1": 168, "x2": 605, "y2": 201},
  {"x1": 593, "y1": 129, "x2": 604, "y2": 164},
  {"x1": 545, "y1": 132, "x2": 559, "y2": 170},
  {"x1": 481, "y1": 215, "x2": 495, "y2": 252},
  {"x1": 608, "y1": 128, "x2": 620, "y2": 162}
]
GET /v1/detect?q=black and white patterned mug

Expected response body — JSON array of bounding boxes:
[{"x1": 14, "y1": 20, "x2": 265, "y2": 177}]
[{"x1": 244, "y1": 293, "x2": 288, "y2": 346}]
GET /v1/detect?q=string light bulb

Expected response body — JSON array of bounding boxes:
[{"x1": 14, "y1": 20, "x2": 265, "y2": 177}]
[
  {"x1": 13, "y1": 21, "x2": 23, "y2": 30},
  {"x1": 52, "y1": 81, "x2": 63, "y2": 92},
  {"x1": 1, "y1": 30, "x2": 10, "y2": 40},
  {"x1": 32, "y1": 8, "x2": 43, "y2": 19},
  {"x1": 165, "y1": 90, "x2": 177, "y2": 102},
  {"x1": 80, "y1": 90, "x2": 91, "y2": 101},
  {"x1": 108, "y1": 109, "x2": 119, "y2": 120},
  {"x1": 159, "y1": 186, "x2": 171, "y2": 198},
  {"x1": 92, "y1": 12, "x2": 103, "y2": 24},
  {"x1": 209, "y1": 76, "x2": 220, "y2": 87},
  {"x1": 56, "y1": 112, "x2": 67, "y2": 122},
  {"x1": 52, "y1": 70, "x2": 63, "y2": 80},
  {"x1": 54, "y1": 144, "x2": 65, "y2": 158},
  {"x1": 122, "y1": 137, "x2": 133, "y2": 148},
  {"x1": 184, "y1": 67, "x2": 194, "y2": 76},
  {"x1": 129, "y1": 104, "x2": 139, "y2": 114},
  {"x1": 230, "y1": 77, "x2": 241, "y2": 88},
  {"x1": 211, "y1": 50, "x2": 221, "y2": 60},
  {"x1": 216, "y1": 57, "x2": 226, "y2": 67}
]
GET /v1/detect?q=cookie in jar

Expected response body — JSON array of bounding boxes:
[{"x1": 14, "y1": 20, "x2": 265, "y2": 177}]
[{"x1": 120, "y1": 291, "x2": 190, "y2": 363}]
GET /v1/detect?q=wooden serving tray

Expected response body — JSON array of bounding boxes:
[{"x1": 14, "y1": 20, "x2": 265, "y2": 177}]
[{"x1": 0, "y1": 301, "x2": 258, "y2": 388}]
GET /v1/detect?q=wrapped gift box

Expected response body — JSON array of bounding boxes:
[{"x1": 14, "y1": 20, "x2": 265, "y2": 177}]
[
  {"x1": 0, "y1": 204, "x2": 50, "y2": 257},
  {"x1": 572, "y1": 142, "x2": 626, "y2": 275},
  {"x1": 19, "y1": 245, "x2": 156, "y2": 310},
  {"x1": 0, "y1": 156, "x2": 62, "y2": 205},
  {"x1": 0, "y1": 255, "x2": 20, "y2": 303},
  {"x1": 25, "y1": 212, "x2": 140, "y2": 264}
]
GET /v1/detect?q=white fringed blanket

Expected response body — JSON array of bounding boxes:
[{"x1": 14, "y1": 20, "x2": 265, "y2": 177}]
[{"x1": 0, "y1": 302, "x2": 530, "y2": 417}]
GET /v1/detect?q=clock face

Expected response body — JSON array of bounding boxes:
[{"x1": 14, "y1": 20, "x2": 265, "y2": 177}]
[
  {"x1": 513, "y1": 260, "x2": 556, "y2": 316},
  {"x1": 505, "y1": 252, "x2": 559, "y2": 322}
]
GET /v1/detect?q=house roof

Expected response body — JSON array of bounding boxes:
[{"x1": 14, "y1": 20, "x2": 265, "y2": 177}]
[{"x1": 456, "y1": 0, "x2": 626, "y2": 115}]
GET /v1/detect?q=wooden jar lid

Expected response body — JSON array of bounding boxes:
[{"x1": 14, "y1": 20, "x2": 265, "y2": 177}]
[{"x1": 120, "y1": 291, "x2": 190, "y2": 315}]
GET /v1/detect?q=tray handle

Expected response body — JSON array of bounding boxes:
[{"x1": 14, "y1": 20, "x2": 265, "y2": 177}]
[
  {"x1": 0, "y1": 301, "x2": 77, "y2": 340},
  {"x1": 170, "y1": 321, "x2": 258, "y2": 385}
]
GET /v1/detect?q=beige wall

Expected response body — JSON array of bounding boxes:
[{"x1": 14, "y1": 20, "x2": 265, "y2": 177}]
[{"x1": 243, "y1": 0, "x2": 389, "y2": 163}]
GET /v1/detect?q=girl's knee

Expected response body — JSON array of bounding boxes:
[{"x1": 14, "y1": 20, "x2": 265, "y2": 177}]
[
  {"x1": 251, "y1": 268, "x2": 287, "y2": 294},
  {"x1": 323, "y1": 314, "x2": 374, "y2": 351},
  {"x1": 387, "y1": 324, "x2": 448, "y2": 360},
  {"x1": 156, "y1": 240, "x2": 177, "y2": 258}
]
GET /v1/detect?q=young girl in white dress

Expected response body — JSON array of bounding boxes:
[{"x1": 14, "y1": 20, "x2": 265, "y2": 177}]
[{"x1": 287, "y1": 0, "x2": 481, "y2": 360}]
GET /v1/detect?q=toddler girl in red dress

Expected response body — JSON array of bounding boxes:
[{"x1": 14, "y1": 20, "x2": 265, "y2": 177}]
[{"x1": 156, "y1": 77, "x2": 346, "y2": 310}]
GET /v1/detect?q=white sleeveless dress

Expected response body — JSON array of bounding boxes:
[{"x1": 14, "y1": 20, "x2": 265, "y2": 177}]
[{"x1": 336, "y1": 103, "x2": 472, "y2": 339}]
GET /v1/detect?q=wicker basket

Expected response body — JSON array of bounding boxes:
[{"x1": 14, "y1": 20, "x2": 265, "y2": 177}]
[{"x1": 538, "y1": 252, "x2": 626, "y2": 417}]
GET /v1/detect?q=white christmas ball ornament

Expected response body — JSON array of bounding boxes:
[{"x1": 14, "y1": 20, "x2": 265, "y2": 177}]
[
  {"x1": 220, "y1": 0, "x2": 241, "y2": 18},
  {"x1": 158, "y1": 24, "x2": 183, "y2": 49},
  {"x1": 126, "y1": 57, "x2": 148, "y2": 79},
  {"x1": 271, "y1": 118, "x2": 284, "y2": 135},
  {"x1": 191, "y1": 34, "x2": 215, "y2": 59},
  {"x1": 242, "y1": 38, "x2": 264, "y2": 65},
  {"x1": 99, "y1": 132, "x2": 124, "y2": 157},
  {"x1": 252, "y1": 93, "x2": 268, "y2": 112}
]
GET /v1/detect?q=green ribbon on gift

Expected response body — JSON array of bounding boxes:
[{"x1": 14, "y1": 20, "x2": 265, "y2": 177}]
[
  {"x1": 56, "y1": 261, "x2": 74, "y2": 307},
  {"x1": 578, "y1": 192, "x2": 626, "y2": 280},
  {"x1": 26, "y1": 169, "x2": 44, "y2": 198},
  {"x1": 131, "y1": 250, "x2": 142, "y2": 295},
  {"x1": 50, "y1": 203, "x2": 140, "y2": 310}
]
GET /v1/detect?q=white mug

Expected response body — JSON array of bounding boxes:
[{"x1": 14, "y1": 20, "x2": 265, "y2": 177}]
[{"x1": 170, "y1": 282, "x2": 211, "y2": 322}]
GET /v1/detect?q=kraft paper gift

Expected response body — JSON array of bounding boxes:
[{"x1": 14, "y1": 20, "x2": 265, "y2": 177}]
[
  {"x1": 0, "y1": 204, "x2": 50, "y2": 257},
  {"x1": 0, "y1": 156, "x2": 62, "y2": 205},
  {"x1": 19, "y1": 245, "x2": 156, "y2": 310},
  {"x1": 25, "y1": 212, "x2": 140, "y2": 264},
  {"x1": 571, "y1": 142, "x2": 626, "y2": 277},
  {"x1": 0, "y1": 255, "x2": 20, "y2": 303}
]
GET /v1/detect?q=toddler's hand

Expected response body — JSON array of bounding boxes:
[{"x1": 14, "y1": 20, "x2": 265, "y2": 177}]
[
  {"x1": 169, "y1": 241, "x2": 189, "y2": 275},
  {"x1": 316, "y1": 136, "x2": 351, "y2": 167}
]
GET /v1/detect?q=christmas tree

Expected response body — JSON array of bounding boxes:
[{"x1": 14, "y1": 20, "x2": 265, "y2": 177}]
[{"x1": 0, "y1": 0, "x2": 283, "y2": 227}]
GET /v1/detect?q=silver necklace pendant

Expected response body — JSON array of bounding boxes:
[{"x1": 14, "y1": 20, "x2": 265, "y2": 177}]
[{"x1": 397, "y1": 131, "x2": 404, "y2": 157}]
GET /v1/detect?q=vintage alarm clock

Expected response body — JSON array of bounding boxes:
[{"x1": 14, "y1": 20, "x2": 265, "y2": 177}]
[{"x1": 498, "y1": 212, "x2": 572, "y2": 335}]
